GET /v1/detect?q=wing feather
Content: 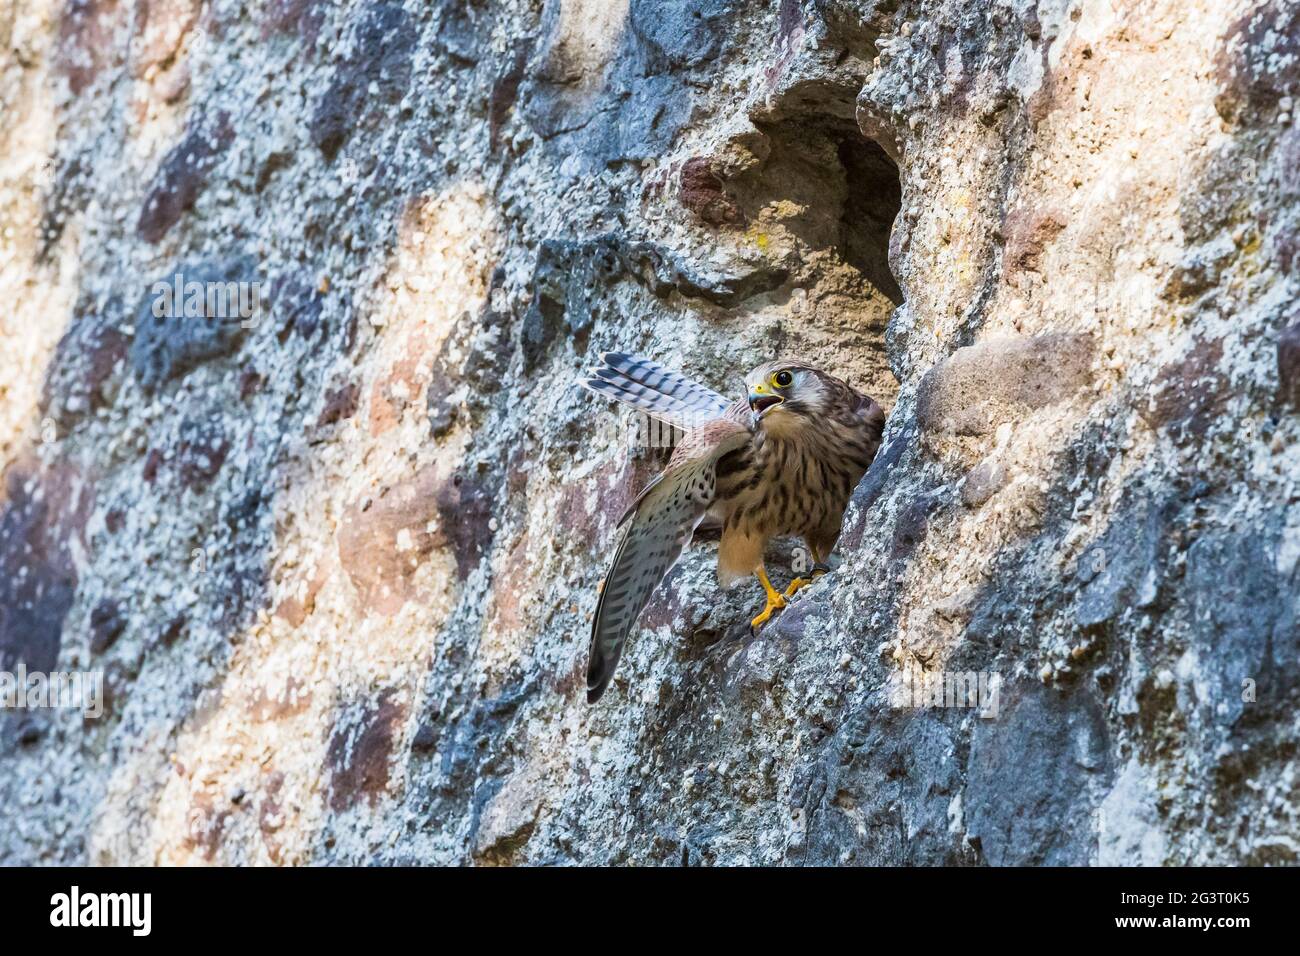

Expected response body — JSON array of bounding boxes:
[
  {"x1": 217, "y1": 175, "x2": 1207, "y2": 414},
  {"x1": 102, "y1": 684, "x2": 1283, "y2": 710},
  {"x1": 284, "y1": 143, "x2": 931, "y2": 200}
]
[{"x1": 587, "y1": 419, "x2": 751, "y2": 703}]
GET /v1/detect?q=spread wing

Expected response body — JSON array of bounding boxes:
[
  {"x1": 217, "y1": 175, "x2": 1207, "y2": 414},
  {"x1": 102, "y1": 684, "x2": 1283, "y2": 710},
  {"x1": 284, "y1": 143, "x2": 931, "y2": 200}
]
[
  {"x1": 580, "y1": 352, "x2": 731, "y2": 430},
  {"x1": 587, "y1": 416, "x2": 752, "y2": 703}
]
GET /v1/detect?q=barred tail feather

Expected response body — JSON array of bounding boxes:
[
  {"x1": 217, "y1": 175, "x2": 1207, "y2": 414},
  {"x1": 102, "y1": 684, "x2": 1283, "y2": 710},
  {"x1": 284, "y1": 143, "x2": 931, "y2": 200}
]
[{"x1": 580, "y1": 352, "x2": 730, "y2": 430}]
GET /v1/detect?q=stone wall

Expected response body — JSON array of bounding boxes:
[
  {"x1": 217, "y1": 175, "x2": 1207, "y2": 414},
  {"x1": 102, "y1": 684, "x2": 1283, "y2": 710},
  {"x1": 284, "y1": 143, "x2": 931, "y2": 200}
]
[{"x1": 0, "y1": 0, "x2": 1296, "y2": 864}]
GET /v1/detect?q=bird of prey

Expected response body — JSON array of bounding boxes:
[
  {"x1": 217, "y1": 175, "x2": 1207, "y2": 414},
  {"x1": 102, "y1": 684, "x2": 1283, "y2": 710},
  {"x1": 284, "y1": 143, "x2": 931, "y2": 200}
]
[{"x1": 580, "y1": 352, "x2": 886, "y2": 702}]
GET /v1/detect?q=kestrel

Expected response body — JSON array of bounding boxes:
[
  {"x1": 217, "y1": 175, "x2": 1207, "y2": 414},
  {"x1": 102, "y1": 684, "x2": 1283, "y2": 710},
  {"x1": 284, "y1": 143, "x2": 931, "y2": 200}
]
[{"x1": 580, "y1": 352, "x2": 886, "y2": 702}]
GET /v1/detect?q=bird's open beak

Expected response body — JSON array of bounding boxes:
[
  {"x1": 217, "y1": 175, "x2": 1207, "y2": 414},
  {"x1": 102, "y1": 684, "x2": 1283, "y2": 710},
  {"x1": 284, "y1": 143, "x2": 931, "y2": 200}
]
[{"x1": 749, "y1": 384, "x2": 783, "y2": 417}]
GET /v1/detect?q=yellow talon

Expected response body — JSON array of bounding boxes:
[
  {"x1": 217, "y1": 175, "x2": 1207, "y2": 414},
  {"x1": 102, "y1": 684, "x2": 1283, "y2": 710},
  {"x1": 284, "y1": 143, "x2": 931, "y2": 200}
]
[
  {"x1": 783, "y1": 576, "x2": 813, "y2": 599},
  {"x1": 750, "y1": 596, "x2": 786, "y2": 629},
  {"x1": 750, "y1": 565, "x2": 787, "y2": 630},
  {"x1": 781, "y1": 556, "x2": 829, "y2": 601},
  {"x1": 750, "y1": 594, "x2": 786, "y2": 629}
]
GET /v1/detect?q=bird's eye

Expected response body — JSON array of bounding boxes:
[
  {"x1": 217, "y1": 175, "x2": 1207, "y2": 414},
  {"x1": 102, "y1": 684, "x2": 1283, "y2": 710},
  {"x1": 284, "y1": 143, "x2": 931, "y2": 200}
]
[{"x1": 773, "y1": 370, "x2": 793, "y2": 388}]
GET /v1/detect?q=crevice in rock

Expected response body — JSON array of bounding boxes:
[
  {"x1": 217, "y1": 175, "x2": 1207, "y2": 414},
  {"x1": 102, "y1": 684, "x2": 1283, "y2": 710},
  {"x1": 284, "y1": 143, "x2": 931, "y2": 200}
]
[
  {"x1": 728, "y1": 111, "x2": 902, "y2": 305},
  {"x1": 698, "y1": 88, "x2": 904, "y2": 405},
  {"x1": 835, "y1": 135, "x2": 903, "y2": 305}
]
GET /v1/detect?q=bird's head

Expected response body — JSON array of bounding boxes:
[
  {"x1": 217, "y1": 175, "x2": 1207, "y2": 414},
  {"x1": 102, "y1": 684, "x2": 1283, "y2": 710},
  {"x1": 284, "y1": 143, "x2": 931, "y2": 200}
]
[{"x1": 744, "y1": 360, "x2": 826, "y2": 433}]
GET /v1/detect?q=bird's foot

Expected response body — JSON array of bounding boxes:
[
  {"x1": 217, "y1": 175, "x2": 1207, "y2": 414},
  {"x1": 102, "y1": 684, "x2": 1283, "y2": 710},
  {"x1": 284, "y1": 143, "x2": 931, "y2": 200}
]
[
  {"x1": 783, "y1": 563, "x2": 832, "y2": 599},
  {"x1": 750, "y1": 593, "x2": 787, "y2": 631},
  {"x1": 782, "y1": 577, "x2": 813, "y2": 599}
]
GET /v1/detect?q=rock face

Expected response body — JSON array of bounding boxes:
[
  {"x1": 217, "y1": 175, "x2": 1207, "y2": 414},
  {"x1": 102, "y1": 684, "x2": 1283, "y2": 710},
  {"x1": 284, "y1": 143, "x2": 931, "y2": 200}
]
[{"x1": 0, "y1": 0, "x2": 1297, "y2": 865}]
